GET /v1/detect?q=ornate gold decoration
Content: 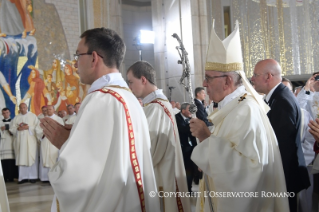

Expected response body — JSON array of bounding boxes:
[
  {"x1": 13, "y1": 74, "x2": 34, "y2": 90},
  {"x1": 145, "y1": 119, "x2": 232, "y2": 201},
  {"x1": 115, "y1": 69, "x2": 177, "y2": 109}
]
[{"x1": 205, "y1": 62, "x2": 243, "y2": 72}]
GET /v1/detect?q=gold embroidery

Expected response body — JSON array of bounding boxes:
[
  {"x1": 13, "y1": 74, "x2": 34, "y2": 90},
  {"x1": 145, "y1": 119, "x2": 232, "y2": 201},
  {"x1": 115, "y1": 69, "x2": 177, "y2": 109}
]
[
  {"x1": 137, "y1": 173, "x2": 140, "y2": 179},
  {"x1": 138, "y1": 180, "x2": 142, "y2": 185},
  {"x1": 131, "y1": 139, "x2": 135, "y2": 145},
  {"x1": 102, "y1": 88, "x2": 109, "y2": 92},
  {"x1": 105, "y1": 85, "x2": 132, "y2": 92},
  {"x1": 130, "y1": 132, "x2": 133, "y2": 138},
  {"x1": 132, "y1": 153, "x2": 136, "y2": 159},
  {"x1": 135, "y1": 166, "x2": 139, "y2": 172},
  {"x1": 131, "y1": 146, "x2": 135, "y2": 152},
  {"x1": 133, "y1": 159, "x2": 137, "y2": 166},
  {"x1": 205, "y1": 62, "x2": 243, "y2": 72}
]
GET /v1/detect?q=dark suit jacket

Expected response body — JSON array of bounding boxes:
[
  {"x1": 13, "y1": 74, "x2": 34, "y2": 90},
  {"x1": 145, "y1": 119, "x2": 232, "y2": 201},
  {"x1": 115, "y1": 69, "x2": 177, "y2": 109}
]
[
  {"x1": 175, "y1": 112, "x2": 197, "y2": 169},
  {"x1": 194, "y1": 99, "x2": 212, "y2": 126},
  {"x1": 267, "y1": 83, "x2": 310, "y2": 193}
]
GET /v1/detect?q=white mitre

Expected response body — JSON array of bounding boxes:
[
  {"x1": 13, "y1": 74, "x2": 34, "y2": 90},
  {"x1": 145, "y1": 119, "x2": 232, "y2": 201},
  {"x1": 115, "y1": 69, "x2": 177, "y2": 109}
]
[{"x1": 205, "y1": 20, "x2": 269, "y2": 113}]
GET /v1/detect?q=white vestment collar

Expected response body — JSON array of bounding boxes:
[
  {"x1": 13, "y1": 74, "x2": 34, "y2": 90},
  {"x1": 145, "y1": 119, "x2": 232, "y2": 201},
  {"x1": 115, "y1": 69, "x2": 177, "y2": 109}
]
[
  {"x1": 142, "y1": 89, "x2": 168, "y2": 105},
  {"x1": 88, "y1": 73, "x2": 128, "y2": 93},
  {"x1": 48, "y1": 114, "x2": 56, "y2": 119},
  {"x1": 218, "y1": 85, "x2": 246, "y2": 110}
]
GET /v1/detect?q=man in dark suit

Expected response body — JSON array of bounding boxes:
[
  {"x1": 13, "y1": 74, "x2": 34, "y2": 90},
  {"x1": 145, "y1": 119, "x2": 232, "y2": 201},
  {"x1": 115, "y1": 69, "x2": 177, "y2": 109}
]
[
  {"x1": 252, "y1": 59, "x2": 310, "y2": 212},
  {"x1": 175, "y1": 103, "x2": 197, "y2": 192},
  {"x1": 194, "y1": 87, "x2": 212, "y2": 127}
]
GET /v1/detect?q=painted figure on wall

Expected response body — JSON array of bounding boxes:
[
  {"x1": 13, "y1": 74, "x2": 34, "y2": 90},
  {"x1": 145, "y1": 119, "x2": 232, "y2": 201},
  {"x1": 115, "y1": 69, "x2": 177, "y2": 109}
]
[
  {"x1": 42, "y1": 59, "x2": 64, "y2": 84},
  {"x1": 0, "y1": 71, "x2": 16, "y2": 109},
  {"x1": 0, "y1": 0, "x2": 35, "y2": 38},
  {"x1": 64, "y1": 64, "x2": 79, "y2": 105},
  {"x1": 21, "y1": 67, "x2": 51, "y2": 116}
]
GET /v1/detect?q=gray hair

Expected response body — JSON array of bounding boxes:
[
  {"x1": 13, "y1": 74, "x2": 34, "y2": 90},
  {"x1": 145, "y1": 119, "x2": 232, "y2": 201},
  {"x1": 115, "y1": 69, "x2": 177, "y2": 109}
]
[
  {"x1": 180, "y1": 102, "x2": 190, "y2": 111},
  {"x1": 216, "y1": 71, "x2": 242, "y2": 87}
]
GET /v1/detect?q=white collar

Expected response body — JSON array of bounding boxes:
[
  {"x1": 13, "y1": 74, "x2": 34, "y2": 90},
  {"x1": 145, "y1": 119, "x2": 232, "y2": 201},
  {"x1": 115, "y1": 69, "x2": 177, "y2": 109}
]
[
  {"x1": 218, "y1": 85, "x2": 246, "y2": 110},
  {"x1": 48, "y1": 114, "x2": 56, "y2": 119},
  {"x1": 142, "y1": 89, "x2": 168, "y2": 104},
  {"x1": 88, "y1": 73, "x2": 128, "y2": 93},
  {"x1": 265, "y1": 83, "x2": 281, "y2": 102}
]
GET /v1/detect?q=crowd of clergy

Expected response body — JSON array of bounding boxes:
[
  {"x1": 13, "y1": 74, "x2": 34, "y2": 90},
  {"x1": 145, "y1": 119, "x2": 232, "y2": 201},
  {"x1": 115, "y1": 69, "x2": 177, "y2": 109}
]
[
  {"x1": 0, "y1": 102, "x2": 81, "y2": 184},
  {"x1": 0, "y1": 20, "x2": 318, "y2": 212}
]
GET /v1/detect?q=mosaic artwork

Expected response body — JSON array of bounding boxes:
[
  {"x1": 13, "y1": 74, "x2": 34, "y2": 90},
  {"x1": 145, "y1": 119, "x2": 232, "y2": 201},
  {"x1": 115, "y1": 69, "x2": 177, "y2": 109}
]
[{"x1": 0, "y1": 0, "x2": 86, "y2": 117}]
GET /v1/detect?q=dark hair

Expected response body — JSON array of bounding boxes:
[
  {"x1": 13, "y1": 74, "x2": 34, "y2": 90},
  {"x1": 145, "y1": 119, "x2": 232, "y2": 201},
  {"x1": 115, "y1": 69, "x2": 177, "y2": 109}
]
[
  {"x1": 41, "y1": 105, "x2": 47, "y2": 109},
  {"x1": 195, "y1": 87, "x2": 205, "y2": 98},
  {"x1": 74, "y1": 103, "x2": 81, "y2": 107},
  {"x1": 127, "y1": 61, "x2": 156, "y2": 85},
  {"x1": 282, "y1": 77, "x2": 293, "y2": 90},
  {"x1": 80, "y1": 28, "x2": 126, "y2": 69},
  {"x1": 1, "y1": 108, "x2": 9, "y2": 112},
  {"x1": 67, "y1": 104, "x2": 74, "y2": 108},
  {"x1": 313, "y1": 72, "x2": 319, "y2": 76}
]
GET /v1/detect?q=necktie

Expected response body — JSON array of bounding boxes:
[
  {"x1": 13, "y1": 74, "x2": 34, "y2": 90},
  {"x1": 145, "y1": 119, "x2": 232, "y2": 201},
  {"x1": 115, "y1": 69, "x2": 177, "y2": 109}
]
[
  {"x1": 185, "y1": 118, "x2": 190, "y2": 124},
  {"x1": 264, "y1": 99, "x2": 268, "y2": 105}
]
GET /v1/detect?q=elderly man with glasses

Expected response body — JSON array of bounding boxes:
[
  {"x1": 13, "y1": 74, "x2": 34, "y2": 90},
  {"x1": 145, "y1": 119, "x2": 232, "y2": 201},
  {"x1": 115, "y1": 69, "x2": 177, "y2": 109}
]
[{"x1": 189, "y1": 21, "x2": 289, "y2": 212}]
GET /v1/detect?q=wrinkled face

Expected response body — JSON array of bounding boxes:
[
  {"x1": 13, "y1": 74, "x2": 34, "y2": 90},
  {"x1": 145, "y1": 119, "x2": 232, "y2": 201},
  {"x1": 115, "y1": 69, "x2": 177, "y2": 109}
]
[
  {"x1": 42, "y1": 107, "x2": 48, "y2": 115},
  {"x1": 2, "y1": 110, "x2": 10, "y2": 119},
  {"x1": 58, "y1": 111, "x2": 63, "y2": 118},
  {"x1": 181, "y1": 105, "x2": 191, "y2": 118},
  {"x1": 67, "y1": 106, "x2": 74, "y2": 115},
  {"x1": 74, "y1": 104, "x2": 81, "y2": 113},
  {"x1": 19, "y1": 103, "x2": 28, "y2": 115},
  {"x1": 47, "y1": 106, "x2": 55, "y2": 116},
  {"x1": 203, "y1": 71, "x2": 226, "y2": 103},
  {"x1": 126, "y1": 70, "x2": 144, "y2": 98},
  {"x1": 74, "y1": 38, "x2": 94, "y2": 85}
]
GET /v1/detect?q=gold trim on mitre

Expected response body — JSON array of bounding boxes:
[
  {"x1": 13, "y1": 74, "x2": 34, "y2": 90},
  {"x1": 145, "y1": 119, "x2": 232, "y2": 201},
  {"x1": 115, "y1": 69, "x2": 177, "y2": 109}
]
[{"x1": 205, "y1": 62, "x2": 243, "y2": 72}]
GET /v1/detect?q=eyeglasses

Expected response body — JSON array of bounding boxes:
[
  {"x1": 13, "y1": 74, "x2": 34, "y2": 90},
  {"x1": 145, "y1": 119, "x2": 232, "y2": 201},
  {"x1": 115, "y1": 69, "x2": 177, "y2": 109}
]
[
  {"x1": 252, "y1": 72, "x2": 267, "y2": 77},
  {"x1": 73, "y1": 52, "x2": 104, "y2": 61},
  {"x1": 204, "y1": 75, "x2": 227, "y2": 82}
]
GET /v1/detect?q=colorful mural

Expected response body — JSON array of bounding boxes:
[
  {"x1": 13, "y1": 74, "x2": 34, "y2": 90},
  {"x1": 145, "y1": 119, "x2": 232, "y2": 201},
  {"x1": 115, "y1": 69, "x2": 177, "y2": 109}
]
[{"x1": 0, "y1": 0, "x2": 86, "y2": 117}]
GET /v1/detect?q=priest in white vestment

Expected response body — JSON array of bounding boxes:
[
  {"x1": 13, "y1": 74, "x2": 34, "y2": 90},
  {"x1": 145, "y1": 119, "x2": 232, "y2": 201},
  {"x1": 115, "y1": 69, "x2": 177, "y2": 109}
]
[
  {"x1": 65, "y1": 103, "x2": 80, "y2": 125},
  {"x1": 127, "y1": 61, "x2": 191, "y2": 212},
  {"x1": 40, "y1": 28, "x2": 160, "y2": 212},
  {"x1": 0, "y1": 160, "x2": 10, "y2": 212},
  {"x1": 62, "y1": 105, "x2": 75, "y2": 123},
  {"x1": 1, "y1": 108, "x2": 16, "y2": 182},
  {"x1": 188, "y1": 20, "x2": 289, "y2": 212},
  {"x1": 10, "y1": 103, "x2": 40, "y2": 183},
  {"x1": 38, "y1": 105, "x2": 64, "y2": 182},
  {"x1": 37, "y1": 106, "x2": 48, "y2": 120}
]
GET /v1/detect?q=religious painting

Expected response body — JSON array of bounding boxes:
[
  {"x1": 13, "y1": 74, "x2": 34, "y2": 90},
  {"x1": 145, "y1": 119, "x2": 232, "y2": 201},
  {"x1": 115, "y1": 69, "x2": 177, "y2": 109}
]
[{"x1": 0, "y1": 0, "x2": 83, "y2": 117}]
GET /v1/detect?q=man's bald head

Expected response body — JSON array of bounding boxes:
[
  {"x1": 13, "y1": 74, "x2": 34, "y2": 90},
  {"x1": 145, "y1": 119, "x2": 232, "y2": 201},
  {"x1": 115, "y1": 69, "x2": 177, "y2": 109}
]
[
  {"x1": 251, "y1": 59, "x2": 282, "y2": 94},
  {"x1": 255, "y1": 59, "x2": 282, "y2": 78}
]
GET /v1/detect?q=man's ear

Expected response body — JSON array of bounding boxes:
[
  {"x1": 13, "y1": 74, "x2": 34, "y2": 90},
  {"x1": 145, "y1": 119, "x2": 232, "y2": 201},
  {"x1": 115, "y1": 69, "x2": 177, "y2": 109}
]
[
  {"x1": 91, "y1": 51, "x2": 99, "y2": 67},
  {"x1": 141, "y1": 76, "x2": 147, "y2": 85}
]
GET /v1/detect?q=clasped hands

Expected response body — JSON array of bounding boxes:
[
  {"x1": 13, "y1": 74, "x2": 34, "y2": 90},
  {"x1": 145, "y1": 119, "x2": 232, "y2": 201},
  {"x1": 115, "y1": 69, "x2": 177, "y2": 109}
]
[{"x1": 40, "y1": 117, "x2": 72, "y2": 149}]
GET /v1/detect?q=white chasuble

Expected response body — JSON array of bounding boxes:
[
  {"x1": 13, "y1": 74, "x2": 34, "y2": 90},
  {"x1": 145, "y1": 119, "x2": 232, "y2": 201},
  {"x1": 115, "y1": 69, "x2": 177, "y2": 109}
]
[
  {"x1": 192, "y1": 93, "x2": 289, "y2": 212},
  {"x1": 40, "y1": 114, "x2": 64, "y2": 168},
  {"x1": 10, "y1": 112, "x2": 40, "y2": 166},
  {"x1": 143, "y1": 93, "x2": 191, "y2": 212},
  {"x1": 65, "y1": 114, "x2": 76, "y2": 125},
  {"x1": 48, "y1": 82, "x2": 160, "y2": 212},
  {"x1": 0, "y1": 120, "x2": 14, "y2": 160},
  {"x1": 0, "y1": 161, "x2": 10, "y2": 212}
]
